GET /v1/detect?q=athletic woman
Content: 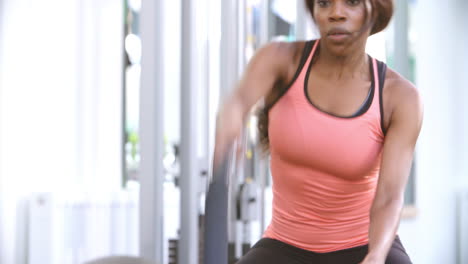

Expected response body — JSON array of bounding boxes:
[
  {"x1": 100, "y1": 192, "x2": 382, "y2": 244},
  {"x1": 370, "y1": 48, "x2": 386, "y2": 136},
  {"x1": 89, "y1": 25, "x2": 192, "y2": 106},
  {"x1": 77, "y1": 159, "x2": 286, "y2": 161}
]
[{"x1": 214, "y1": 0, "x2": 423, "y2": 263}]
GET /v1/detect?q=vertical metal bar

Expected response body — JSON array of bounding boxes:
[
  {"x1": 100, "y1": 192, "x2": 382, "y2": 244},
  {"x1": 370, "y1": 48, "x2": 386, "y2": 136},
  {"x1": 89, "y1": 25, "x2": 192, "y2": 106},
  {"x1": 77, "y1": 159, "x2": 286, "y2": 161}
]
[
  {"x1": 180, "y1": 0, "x2": 205, "y2": 262},
  {"x1": 200, "y1": 0, "x2": 210, "y2": 191},
  {"x1": 220, "y1": 0, "x2": 240, "y2": 251},
  {"x1": 257, "y1": 0, "x2": 270, "y2": 240},
  {"x1": 206, "y1": 0, "x2": 221, "y2": 191},
  {"x1": 139, "y1": 0, "x2": 164, "y2": 262},
  {"x1": 452, "y1": 0, "x2": 468, "y2": 192},
  {"x1": 394, "y1": 0, "x2": 416, "y2": 207},
  {"x1": 461, "y1": 1, "x2": 468, "y2": 188},
  {"x1": 121, "y1": 0, "x2": 128, "y2": 187},
  {"x1": 456, "y1": 192, "x2": 467, "y2": 264},
  {"x1": 296, "y1": 0, "x2": 307, "y2": 41},
  {"x1": 259, "y1": 0, "x2": 270, "y2": 45},
  {"x1": 257, "y1": 155, "x2": 267, "y2": 238},
  {"x1": 0, "y1": 0, "x2": 3, "y2": 154},
  {"x1": 394, "y1": 0, "x2": 409, "y2": 79},
  {"x1": 235, "y1": 0, "x2": 247, "y2": 259},
  {"x1": 238, "y1": 0, "x2": 247, "y2": 75},
  {"x1": 0, "y1": 2, "x2": 4, "y2": 258},
  {"x1": 220, "y1": 0, "x2": 239, "y2": 99}
]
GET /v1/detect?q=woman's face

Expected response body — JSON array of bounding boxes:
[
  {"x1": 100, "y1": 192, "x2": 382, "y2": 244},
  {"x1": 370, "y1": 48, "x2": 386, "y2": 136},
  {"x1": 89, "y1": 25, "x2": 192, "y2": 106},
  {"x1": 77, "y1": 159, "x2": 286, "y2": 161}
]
[{"x1": 313, "y1": 0, "x2": 372, "y2": 55}]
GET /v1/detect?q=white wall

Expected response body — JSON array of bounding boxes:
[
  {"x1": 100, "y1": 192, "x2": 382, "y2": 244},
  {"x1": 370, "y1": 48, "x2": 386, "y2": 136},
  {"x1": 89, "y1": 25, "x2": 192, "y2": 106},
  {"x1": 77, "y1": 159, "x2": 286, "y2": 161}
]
[
  {"x1": 398, "y1": 0, "x2": 467, "y2": 263},
  {"x1": 0, "y1": 0, "x2": 123, "y2": 263},
  {"x1": 0, "y1": 0, "x2": 5, "y2": 256},
  {"x1": 76, "y1": 0, "x2": 123, "y2": 191}
]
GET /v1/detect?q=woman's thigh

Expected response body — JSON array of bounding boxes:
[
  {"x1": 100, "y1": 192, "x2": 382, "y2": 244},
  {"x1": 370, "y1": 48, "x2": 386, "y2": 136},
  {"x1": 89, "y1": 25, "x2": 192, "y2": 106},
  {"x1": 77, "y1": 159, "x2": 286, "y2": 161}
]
[
  {"x1": 385, "y1": 236, "x2": 412, "y2": 264},
  {"x1": 235, "y1": 239, "x2": 305, "y2": 264},
  {"x1": 320, "y1": 236, "x2": 412, "y2": 264},
  {"x1": 236, "y1": 236, "x2": 412, "y2": 264},
  {"x1": 235, "y1": 246, "x2": 291, "y2": 264},
  {"x1": 319, "y1": 236, "x2": 412, "y2": 264}
]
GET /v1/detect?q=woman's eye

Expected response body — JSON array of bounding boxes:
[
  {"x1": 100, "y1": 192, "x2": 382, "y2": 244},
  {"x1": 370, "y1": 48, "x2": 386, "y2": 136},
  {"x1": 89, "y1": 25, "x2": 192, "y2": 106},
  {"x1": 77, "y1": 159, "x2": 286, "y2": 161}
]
[
  {"x1": 347, "y1": 0, "x2": 361, "y2": 6},
  {"x1": 317, "y1": 0, "x2": 330, "y2": 8}
]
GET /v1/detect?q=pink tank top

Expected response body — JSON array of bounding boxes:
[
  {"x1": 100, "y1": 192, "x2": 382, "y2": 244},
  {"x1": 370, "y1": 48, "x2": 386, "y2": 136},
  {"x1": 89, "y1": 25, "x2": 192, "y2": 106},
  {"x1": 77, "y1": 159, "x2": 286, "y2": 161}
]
[{"x1": 263, "y1": 40, "x2": 386, "y2": 253}]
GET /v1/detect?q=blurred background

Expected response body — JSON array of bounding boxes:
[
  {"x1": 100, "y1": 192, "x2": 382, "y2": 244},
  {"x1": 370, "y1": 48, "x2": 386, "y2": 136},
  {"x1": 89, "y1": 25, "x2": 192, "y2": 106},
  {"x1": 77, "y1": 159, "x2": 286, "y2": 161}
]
[{"x1": 0, "y1": 0, "x2": 467, "y2": 263}]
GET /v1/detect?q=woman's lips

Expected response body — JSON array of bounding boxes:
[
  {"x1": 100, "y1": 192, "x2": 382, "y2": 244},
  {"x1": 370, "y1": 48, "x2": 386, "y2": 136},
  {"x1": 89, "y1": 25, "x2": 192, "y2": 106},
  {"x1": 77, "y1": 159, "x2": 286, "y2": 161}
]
[{"x1": 327, "y1": 33, "x2": 350, "y2": 42}]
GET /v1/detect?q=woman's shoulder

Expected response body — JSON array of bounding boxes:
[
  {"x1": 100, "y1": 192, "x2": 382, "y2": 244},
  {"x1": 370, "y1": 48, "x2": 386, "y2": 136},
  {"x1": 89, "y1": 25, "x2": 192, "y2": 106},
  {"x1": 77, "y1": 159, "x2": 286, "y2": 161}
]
[
  {"x1": 384, "y1": 67, "x2": 423, "y2": 124},
  {"x1": 384, "y1": 68, "x2": 420, "y2": 104},
  {"x1": 251, "y1": 40, "x2": 312, "y2": 79},
  {"x1": 257, "y1": 41, "x2": 305, "y2": 62}
]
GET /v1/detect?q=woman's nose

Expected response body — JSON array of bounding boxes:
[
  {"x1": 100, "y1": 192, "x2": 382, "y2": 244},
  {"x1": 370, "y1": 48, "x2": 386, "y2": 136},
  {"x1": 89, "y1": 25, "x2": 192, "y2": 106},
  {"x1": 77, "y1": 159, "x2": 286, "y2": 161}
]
[{"x1": 329, "y1": 2, "x2": 347, "y2": 22}]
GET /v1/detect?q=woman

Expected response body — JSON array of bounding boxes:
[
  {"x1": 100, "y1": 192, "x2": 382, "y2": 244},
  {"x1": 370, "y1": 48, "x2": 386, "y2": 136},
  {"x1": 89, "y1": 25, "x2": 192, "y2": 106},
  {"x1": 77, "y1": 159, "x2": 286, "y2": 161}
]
[{"x1": 214, "y1": 0, "x2": 423, "y2": 263}]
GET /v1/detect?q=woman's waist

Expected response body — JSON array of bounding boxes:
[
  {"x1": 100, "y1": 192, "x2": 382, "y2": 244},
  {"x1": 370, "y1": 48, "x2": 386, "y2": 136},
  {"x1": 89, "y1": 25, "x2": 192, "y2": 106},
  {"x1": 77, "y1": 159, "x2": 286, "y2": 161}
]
[
  {"x1": 271, "y1": 183, "x2": 374, "y2": 219},
  {"x1": 264, "y1": 213, "x2": 369, "y2": 253}
]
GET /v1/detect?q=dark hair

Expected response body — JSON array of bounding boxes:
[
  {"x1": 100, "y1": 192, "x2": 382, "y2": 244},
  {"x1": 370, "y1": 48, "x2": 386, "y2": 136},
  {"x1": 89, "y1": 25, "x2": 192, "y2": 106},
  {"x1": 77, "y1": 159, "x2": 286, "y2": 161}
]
[
  {"x1": 256, "y1": 82, "x2": 285, "y2": 153},
  {"x1": 305, "y1": 0, "x2": 394, "y2": 35},
  {"x1": 257, "y1": 0, "x2": 394, "y2": 152}
]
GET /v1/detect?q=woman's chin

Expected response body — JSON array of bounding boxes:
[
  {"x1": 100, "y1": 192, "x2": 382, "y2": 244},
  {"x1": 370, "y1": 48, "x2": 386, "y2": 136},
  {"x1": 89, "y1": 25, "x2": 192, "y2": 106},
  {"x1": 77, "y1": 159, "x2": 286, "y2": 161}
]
[{"x1": 328, "y1": 46, "x2": 350, "y2": 58}]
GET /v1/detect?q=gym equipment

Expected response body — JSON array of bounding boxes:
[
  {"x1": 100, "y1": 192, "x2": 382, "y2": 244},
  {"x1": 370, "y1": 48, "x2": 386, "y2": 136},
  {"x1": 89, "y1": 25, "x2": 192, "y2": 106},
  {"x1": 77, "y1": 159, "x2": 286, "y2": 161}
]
[
  {"x1": 203, "y1": 150, "x2": 233, "y2": 264},
  {"x1": 83, "y1": 256, "x2": 156, "y2": 264}
]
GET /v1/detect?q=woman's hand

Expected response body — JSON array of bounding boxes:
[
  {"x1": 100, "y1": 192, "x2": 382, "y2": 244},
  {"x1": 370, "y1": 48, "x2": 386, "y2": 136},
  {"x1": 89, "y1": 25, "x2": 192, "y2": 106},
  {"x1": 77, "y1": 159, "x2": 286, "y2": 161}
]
[
  {"x1": 359, "y1": 254, "x2": 385, "y2": 264},
  {"x1": 359, "y1": 261, "x2": 382, "y2": 264},
  {"x1": 212, "y1": 42, "x2": 293, "y2": 169},
  {"x1": 213, "y1": 97, "x2": 244, "y2": 170}
]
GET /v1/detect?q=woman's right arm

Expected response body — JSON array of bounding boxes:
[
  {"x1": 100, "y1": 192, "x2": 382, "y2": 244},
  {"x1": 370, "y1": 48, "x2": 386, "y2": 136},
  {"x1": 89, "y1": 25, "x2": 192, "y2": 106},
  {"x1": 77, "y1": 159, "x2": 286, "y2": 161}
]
[{"x1": 213, "y1": 42, "x2": 293, "y2": 167}]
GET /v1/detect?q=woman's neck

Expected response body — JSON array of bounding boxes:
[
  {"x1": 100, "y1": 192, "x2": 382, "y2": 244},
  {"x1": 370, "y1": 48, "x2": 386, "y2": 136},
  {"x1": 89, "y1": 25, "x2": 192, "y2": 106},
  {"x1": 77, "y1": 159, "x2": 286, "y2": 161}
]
[{"x1": 316, "y1": 42, "x2": 369, "y2": 81}]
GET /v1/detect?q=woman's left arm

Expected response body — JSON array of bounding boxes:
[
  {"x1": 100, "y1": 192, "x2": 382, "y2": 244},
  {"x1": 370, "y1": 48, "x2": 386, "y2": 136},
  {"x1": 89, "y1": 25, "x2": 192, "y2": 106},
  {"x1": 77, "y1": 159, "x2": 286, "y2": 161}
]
[{"x1": 361, "y1": 78, "x2": 424, "y2": 264}]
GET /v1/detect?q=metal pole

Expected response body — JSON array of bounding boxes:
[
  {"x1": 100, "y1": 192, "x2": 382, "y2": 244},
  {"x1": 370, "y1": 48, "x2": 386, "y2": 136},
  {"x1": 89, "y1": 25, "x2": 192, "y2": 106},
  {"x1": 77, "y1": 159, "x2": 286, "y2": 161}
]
[
  {"x1": 459, "y1": 1, "x2": 468, "y2": 188},
  {"x1": 394, "y1": 0, "x2": 417, "y2": 206},
  {"x1": 394, "y1": 0, "x2": 409, "y2": 79},
  {"x1": 220, "y1": 0, "x2": 239, "y2": 100},
  {"x1": 256, "y1": 0, "x2": 270, "y2": 240},
  {"x1": 259, "y1": 0, "x2": 270, "y2": 45},
  {"x1": 238, "y1": 0, "x2": 247, "y2": 75},
  {"x1": 296, "y1": 0, "x2": 308, "y2": 41},
  {"x1": 180, "y1": 0, "x2": 208, "y2": 262},
  {"x1": 0, "y1": 1, "x2": 4, "y2": 258},
  {"x1": 139, "y1": 0, "x2": 164, "y2": 262},
  {"x1": 219, "y1": 0, "x2": 240, "y2": 253},
  {"x1": 121, "y1": 0, "x2": 128, "y2": 187},
  {"x1": 235, "y1": 0, "x2": 247, "y2": 258}
]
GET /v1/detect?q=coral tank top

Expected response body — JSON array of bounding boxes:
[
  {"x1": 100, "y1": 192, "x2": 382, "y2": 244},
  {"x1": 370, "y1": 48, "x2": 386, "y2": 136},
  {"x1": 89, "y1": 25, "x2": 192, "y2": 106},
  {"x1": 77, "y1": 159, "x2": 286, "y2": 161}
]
[{"x1": 263, "y1": 39, "x2": 387, "y2": 253}]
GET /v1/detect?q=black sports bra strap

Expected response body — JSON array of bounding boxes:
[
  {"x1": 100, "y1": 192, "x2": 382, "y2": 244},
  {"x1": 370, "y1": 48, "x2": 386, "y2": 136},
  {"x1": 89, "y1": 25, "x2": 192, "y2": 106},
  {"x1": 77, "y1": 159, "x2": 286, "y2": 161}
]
[
  {"x1": 376, "y1": 59, "x2": 388, "y2": 135},
  {"x1": 265, "y1": 40, "x2": 317, "y2": 110}
]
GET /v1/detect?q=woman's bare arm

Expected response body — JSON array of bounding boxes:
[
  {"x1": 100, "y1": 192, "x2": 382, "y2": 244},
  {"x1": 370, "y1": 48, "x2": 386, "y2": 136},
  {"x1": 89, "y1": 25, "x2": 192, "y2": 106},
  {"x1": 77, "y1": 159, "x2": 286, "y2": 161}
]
[
  {"x1": 363, "y1": 71, "x2": 424, "y2": 263},
  {"x1": 213, "y1": 42, "x2": 294, "y2": 167}
]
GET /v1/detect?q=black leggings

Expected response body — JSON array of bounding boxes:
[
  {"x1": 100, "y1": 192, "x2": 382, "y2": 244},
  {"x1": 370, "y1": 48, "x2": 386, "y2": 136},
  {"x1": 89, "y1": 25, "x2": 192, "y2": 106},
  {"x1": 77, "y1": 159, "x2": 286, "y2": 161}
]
[{"x1": 236, "y1": 236, "x2": 412, "y2": 264}]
